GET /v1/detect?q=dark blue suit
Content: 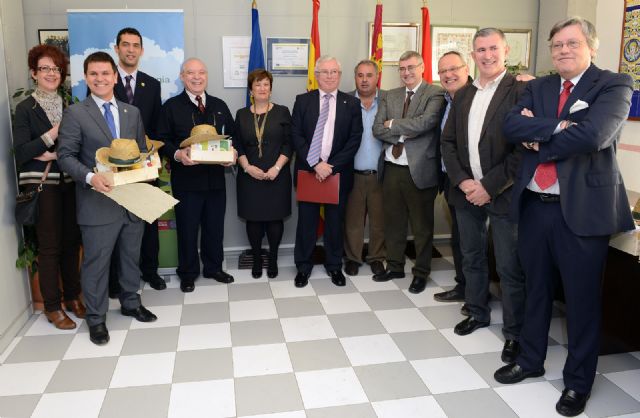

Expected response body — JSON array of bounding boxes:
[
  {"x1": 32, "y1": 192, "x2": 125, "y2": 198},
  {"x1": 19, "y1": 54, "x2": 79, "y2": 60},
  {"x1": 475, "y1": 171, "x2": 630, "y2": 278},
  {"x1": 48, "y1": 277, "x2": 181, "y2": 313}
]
[
  {"x1": 291, "y1": 89, "x2": 363, "y2": 274},
  {"x1": 503, "y1": 64, "x2": 634, "y2": 394}
]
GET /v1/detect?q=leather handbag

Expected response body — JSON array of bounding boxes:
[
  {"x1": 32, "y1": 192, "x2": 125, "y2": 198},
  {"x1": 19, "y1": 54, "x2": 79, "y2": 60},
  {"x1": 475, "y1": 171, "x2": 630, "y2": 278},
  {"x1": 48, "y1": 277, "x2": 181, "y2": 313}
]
[{"x1": 15, "y1": 161, "x2": 52, "y2": 225}]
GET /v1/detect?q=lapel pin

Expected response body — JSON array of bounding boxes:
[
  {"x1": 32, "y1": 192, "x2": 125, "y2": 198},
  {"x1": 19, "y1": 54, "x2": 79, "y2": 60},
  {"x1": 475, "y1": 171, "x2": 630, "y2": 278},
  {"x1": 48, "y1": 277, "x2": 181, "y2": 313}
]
[
  {"x1": 124, "y1": 109, "x2": 127, "y2": 113},
  {"x1": 141, "y1": 82, "x2": 145, "y2": 87}
]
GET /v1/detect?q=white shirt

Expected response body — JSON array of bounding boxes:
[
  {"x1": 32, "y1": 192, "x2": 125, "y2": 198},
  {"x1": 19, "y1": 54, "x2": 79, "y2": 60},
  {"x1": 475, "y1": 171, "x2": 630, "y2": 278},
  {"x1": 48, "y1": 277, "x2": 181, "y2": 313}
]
[
  {"x1": 86, "y1": 94, "x2": 120, "y2": 185},
  {"x1": 384, "y1": 81, "x2": 422, "y2": 165},
  {"x1": 467, "y1": 70, "x2": 507, "y2": 180},
  {"x1": 526, "y1": 70, "x2": 586, "y2": 194},
  {"x1": 318, "y1": 89, "x2": 337, "y2": 162},
  {"x1": 118, "y1": 66, "x2": 138, "y2": 96},
  {"x1": 186, "y1": 89, "x2": 206, "y2": 108}
]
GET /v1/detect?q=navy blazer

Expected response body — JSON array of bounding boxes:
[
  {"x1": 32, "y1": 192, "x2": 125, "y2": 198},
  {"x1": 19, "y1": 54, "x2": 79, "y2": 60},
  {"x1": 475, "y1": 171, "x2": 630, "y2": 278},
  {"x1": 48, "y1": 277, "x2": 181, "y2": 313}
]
[
  {"x1": 503, "y1": 64, "x2": 634, "y2": 236},
  {"x1": 114, "y1": 70, "x2": 162, "y2": 139},
  {"x1": 291, "y1": 89, "x2": 363, "y2": 193}
]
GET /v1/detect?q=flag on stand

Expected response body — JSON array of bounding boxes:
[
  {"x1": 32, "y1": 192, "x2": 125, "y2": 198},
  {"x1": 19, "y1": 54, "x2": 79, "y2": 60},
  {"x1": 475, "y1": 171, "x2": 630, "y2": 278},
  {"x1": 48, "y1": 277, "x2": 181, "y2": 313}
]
[
  {"x1": 370, "y1": 0, "x2": 383, "y2": 87},
  {"x1": 307, "y1": 0, "x2": 321, "y2": 91},
  {"x1": 247, "y1": 0, "x2": 265, "y2": 106},
  {"x1": 421, "y1": 2, "x2": 432, "y2": 83}
]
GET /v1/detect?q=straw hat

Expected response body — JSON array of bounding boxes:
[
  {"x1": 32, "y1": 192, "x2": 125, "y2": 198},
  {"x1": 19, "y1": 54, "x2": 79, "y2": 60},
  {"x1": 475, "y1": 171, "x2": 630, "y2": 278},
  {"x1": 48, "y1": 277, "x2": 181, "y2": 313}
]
[
  {"x1": 146, "y1": 136, "x2": 164, "y2": 154},
  {"x1": 96, "y1": 139, "x2": 146, "y2": 168},
  {"x1": 179, "y1": 124, "x2": 229, "y2": 148}
]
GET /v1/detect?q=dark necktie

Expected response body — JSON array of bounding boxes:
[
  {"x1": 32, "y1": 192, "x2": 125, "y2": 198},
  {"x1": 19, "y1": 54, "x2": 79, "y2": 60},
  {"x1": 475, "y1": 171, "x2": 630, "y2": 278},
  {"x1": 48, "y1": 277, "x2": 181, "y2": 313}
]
[
  {"x1": 124, "y1": 75, "x2": 134, "y2": 104},
  {"x1": 196, "y1": 95, "x2": 205, "y2": 114},
  {"x1": 103, "y1": 102, "x2": 117, "y2": 139},
  {"x1": 533, "y1": 80, "x2": 574, "y2": 190},
  {"x1": 392, "y1": 90, "x2": 414, "y2": 158},
  {"x1": 307, "y1": 94, "x2": 331, "y2": 167}
]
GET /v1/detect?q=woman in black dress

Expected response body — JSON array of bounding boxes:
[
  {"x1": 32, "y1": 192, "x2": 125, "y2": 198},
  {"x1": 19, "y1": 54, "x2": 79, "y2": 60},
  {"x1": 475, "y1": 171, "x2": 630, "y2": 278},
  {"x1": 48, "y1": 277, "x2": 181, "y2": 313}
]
[{"x1": 235, "y1": 69, "x2": 292, "y2": 278}]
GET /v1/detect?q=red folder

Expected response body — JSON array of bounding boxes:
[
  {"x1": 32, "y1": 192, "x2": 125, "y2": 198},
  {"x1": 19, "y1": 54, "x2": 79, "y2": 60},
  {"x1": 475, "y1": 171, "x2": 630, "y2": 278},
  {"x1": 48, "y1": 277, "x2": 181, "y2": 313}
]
[{"x1": 296, "y1": 170, "x2": 340, "y2": 204}]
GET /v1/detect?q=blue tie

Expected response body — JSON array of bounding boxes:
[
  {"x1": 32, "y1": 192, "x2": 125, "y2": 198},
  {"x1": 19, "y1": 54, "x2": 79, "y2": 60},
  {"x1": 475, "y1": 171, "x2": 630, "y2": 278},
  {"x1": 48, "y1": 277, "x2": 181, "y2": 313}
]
[
  {"x1": 307, "y1": 94, "x2": 331, "y2": 167},
  {"x1": 103, "y1": 102, "x2": 117, "y2": 138}
]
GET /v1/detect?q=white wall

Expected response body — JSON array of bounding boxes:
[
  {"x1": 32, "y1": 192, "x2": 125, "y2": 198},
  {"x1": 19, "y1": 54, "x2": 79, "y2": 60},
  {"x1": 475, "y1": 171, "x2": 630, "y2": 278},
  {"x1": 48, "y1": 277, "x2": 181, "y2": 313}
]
[
  {"x1": 0, "y1": 0, "x2": 33, "y2": 355},
  {"x1": 595, "y1": 0, "x2": 640, "y2": 193}
]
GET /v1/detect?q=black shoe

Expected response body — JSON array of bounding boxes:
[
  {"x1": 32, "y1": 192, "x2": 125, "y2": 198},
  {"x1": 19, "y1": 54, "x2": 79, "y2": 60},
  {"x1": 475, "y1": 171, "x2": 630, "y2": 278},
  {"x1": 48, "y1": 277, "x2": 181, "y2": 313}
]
[
  {"x1": 329, "y1": 270, "x2": 346, "y2": 286},
  {"x1": 205, "y1": 271, "x2": 234, "y2": 284},
  {"x1": 180, "y1": 278, "x2": 195, "y2": 293},
  {"x1": 267, "y1": 258, "x2": 278, "y2": 278},
  {"x1": 460, "y1": 304, "x2": 471, "y2": 316},
  {"x1": 501, "y1": 340, "x2": 520, "y2": 364},
  {"x1": 434, "y1": 288, "x2": 464, "y2": 302},
  {"x1": 372, "y1": 270, "x2": 405, "y2": 282},
  {"x1": 454, "y1": 316, "x2": 490, "y2": 336},
  {"x1": 409, "y1": 276, "x2": 427, "y2": 294},
  {"x1": 252, "y1": 257, "x2": 263, "y2": 279},
  {"x1": 556, "y1": 389, "x2": 590, "y2": 417},
  {"x1": 142, "y1": 273, "x2": 167, "y2": 290},
  {"x1": 121, "y1": 305, "x2": 157, "y2": 322},
  {"x1": 369, "y1": 261, "x2": 385, "y2": 276},
  {"x1": 344, "y1": 260, "x2": 359, "y2": 276},
  {"x1": 294, "y1": 272, "x2": 309, "y2": 288},
  {"x1": 89, "y1": 323, "x2": 110, "y2": 345},
  {"x1": 494, "y1": 363, "x2": 545, "y2": 384}
]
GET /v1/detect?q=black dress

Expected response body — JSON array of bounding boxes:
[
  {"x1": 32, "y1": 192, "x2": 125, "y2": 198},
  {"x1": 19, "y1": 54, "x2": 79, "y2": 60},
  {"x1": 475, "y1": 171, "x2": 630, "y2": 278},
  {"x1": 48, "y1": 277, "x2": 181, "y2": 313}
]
[{"x1": 235, "y1": 103, "x2": 292, "y2": 221}]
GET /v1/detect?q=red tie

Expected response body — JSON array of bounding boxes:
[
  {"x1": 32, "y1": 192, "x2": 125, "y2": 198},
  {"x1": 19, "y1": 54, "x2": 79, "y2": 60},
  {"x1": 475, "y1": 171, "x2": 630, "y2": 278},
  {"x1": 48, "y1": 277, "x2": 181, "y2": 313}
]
[
  {"x1": 196, "y1": 95, "x2": 205, "y2": 114},
  {"x1": 533, "y1": 80, "x2": 574, "y2": 190}
]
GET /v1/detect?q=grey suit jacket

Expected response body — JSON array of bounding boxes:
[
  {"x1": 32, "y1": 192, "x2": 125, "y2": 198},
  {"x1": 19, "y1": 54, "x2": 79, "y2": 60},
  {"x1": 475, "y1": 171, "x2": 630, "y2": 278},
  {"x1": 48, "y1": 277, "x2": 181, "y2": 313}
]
[
  {"x1": 57, "y1": 96, "x2": 146, "y2": 226},
  {"x1": 373, "y1": 82, "x2": 445, "y2": 189}
]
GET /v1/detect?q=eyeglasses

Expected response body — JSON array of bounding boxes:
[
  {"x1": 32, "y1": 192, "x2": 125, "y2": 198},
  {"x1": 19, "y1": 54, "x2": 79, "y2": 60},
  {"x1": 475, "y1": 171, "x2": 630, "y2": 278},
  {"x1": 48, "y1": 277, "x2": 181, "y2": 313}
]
[
  {"x1": 37, "y1": 66, "x2": 61, "y2": 74},
  {"x1": 550, "y1": 40, "x2": 584, "y2": 51},
  {"x1": 437, "y1": 64, "x2": 466, "y2": 75},
  {"x1": 398, "y1": 64, "x2": 422, "y2": 73},
  {"x1": 316, "y1": 69, "x2": 341, "y2": 77}
]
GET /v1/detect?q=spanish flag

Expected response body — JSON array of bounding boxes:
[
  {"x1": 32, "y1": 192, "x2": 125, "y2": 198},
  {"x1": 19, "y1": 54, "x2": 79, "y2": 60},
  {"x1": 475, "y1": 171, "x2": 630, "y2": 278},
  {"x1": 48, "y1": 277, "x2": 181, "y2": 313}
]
[
  {"x1": 307, "y1": 0, "x2": 321, "y2": 91},
  {"x1": 421, "y1": 2, "x2": 432, "y2": 83},
  {"x1": 370, "y1": 0, "x2": 383, "y2": 87}
]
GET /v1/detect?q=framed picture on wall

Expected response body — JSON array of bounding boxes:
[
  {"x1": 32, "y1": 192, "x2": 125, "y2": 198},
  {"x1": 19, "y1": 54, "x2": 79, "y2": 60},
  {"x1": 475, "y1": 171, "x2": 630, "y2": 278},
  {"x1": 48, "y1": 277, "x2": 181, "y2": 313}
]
[
  {"x1": 431, "y1": 25, "x2": 478, "y2": 82},
  {"x1": 620, "y1": 0, "x2": 640, "y2": 120},
  {"x1": 266, "y1": 38, "x2": 310, "y2": 76},
  {"x1": 367, "y1": 22, "x2": 420, "y2": 63},
  {"x1": 38, "y1": 29, "x2": 69, "y2": 58},
  {"x1": 503, "y1": 29, "x2": 532, "y2": 69}
]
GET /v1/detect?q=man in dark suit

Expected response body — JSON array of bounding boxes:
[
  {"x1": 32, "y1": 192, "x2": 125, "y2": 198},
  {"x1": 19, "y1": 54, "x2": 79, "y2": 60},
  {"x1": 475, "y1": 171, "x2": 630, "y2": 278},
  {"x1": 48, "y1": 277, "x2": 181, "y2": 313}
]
[
  {"x1": 433, "y1": 51, "x2": 472, "y2": 311},
  {"x1": 156, "y1": 58, "x2": 236, "y2": 293},
  {"x1": 372, "y1": 50, "x2": 445, "y2": 294},
  {"x1": 107, "y1": 27, "x2": 165, "y2": 296},
  {"x1": 291, "y1": 55, "x2": 363, "y2": 288},
  {"x1": 494, "y1": 17, "x2": 634, "y2": 417},
  {"x1": 441, "y1": 29, "x2": 527, "y2": 364},
  {"x1": 58, "y1": 52, "x2": 157, "y2": 346},
  {"x1": 343, "y1": 59, "x2": 386, "y2": 277}
]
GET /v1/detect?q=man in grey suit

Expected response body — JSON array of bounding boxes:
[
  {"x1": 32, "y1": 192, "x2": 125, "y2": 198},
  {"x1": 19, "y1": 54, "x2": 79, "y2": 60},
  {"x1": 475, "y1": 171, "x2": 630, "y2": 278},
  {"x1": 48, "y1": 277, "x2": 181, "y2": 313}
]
[
  {"x1": 372, "y1": 50, "x2": 445, "y2": 294},
  {"x1": 58, "y1": 52, "x2": 157, "y2": 346}
]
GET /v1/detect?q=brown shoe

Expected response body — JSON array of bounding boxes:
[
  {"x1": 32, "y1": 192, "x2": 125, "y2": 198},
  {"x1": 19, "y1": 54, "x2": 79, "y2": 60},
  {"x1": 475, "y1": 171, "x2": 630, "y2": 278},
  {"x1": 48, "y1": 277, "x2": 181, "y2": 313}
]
[
  {"x1": 65, "y1": 299, "x2": 86, "y2": 319},
  {"x1": 44, "y1": 310, "x2": 76, "y2": 330}
]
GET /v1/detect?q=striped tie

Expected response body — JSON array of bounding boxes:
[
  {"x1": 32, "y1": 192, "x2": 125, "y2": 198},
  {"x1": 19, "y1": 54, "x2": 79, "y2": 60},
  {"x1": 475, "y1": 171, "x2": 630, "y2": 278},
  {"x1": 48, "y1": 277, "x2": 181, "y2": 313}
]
[{"x1": 306, "y1": 93, "x2": 331, "y2": 167}]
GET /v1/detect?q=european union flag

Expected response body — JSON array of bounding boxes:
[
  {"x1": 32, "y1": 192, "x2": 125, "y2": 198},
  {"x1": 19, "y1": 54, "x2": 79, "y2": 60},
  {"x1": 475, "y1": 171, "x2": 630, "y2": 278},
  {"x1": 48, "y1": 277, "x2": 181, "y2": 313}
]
[{"x1": 247, "y1": 1, "x2": 265, "y2": 106}]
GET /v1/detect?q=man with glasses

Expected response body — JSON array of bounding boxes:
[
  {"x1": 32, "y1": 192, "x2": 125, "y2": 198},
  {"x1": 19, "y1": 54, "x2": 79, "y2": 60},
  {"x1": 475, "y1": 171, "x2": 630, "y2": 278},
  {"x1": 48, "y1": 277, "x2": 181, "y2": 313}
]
[
  {"x1": 440, "y1": 28, "x2": 527, "y2": 366},
  {"x1": 156, "y1": 58, "x2": 236, "y2": 293},
  {"x1": 372, "y1": 50, "x2": 445, "y2": 294},
  {"x1": 291, "y1": 55, "x2": 363, "y2": 288},
  {"x1": 433, "y1": 51, "x2": 472, "y2": 310},
  {"x1": 495, "y1": 17, "x2": 634, "y2": 416}
]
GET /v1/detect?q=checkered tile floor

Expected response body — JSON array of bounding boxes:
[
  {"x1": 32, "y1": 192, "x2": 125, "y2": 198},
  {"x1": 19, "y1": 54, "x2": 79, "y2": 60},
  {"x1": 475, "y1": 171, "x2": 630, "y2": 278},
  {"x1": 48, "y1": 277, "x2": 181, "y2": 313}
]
[{"x1": 1, "y1": 245, "x2": 639, "y2": 418}]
